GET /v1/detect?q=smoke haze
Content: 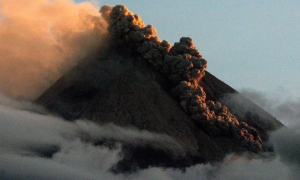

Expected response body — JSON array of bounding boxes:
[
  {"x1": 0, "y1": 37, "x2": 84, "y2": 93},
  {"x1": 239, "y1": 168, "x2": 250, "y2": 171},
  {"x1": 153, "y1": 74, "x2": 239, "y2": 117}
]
[
  {"x1": 240, "y1": 87, "x2": 300, "y2": 127},
  {"x1": 0, "y1": 0, "x2": 107, "y2": 100},
  {"x1": 1, "y1": 1, "x2": 300, "y2": 179}
]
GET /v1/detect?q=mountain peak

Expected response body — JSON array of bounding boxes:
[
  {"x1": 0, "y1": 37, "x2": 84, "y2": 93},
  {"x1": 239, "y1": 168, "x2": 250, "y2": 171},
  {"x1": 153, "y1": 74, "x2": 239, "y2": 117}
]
[{"x1": 36, "y1": 4, "x2": 283, "y2": 171}]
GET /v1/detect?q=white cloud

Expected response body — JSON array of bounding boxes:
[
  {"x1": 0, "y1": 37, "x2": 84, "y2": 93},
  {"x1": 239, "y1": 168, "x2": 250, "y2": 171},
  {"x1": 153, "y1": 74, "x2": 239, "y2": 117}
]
[
  {"x1": 1, "y1": 94, "x2": 300, "y2": 180},
  {"x1": 240, "y1": 87, "x2": 300, "y2": 127}
]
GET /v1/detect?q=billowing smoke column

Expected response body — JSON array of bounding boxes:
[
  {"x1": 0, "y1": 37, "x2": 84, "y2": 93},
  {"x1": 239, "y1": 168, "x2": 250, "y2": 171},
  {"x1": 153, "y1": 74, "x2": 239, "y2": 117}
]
[
  {"x1": 0, "y1": 0, "x2": 108, "y2": 100},
  {"x1": 100, "y1": 5, "x2": 263, "y2": 151}
]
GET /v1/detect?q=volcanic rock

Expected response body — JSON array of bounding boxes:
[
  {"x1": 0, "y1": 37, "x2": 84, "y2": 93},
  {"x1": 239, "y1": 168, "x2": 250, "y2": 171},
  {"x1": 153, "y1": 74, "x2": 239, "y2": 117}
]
[
  {"x1": 36, "y1": 44, "x2": 282, "y2": 170},
  {"x1": 35, "y1": 5, "x2": 283, "y2": 171}
]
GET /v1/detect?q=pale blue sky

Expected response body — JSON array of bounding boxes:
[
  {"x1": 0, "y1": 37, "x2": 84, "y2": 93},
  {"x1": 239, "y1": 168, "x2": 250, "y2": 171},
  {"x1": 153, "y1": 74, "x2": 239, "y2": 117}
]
[{"x1": 78, "y1": 0, "x2": 300, "y2": 94}]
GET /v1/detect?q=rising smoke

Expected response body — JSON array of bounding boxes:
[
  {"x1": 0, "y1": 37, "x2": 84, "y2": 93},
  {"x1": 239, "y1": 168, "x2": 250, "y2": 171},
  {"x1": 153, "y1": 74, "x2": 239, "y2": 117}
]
[
  {"x1": 0, "y1": 0, "x2": 262, "y2": 150},
  {"x1": 100, "y1": 5, "x2": 263, "y2": 151},
  {"x1": 0, "y1": 0, "x2": 108, "y2": 100},
  {"x1": 1, "y1": 1, "x2": 300, "y2": 179}
]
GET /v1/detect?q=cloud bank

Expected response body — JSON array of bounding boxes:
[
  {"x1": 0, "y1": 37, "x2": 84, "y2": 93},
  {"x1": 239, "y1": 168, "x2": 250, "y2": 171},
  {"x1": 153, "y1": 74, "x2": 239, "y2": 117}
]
[
  {"x1": 0, "y1": 94, "x2": 300, "y2": 179},
  {"x1": 1, "y1": 1, "x2": 299, "y2": 179},
  {"x1": 240, "y1": 87, "x2": 300, "y2": 127}
]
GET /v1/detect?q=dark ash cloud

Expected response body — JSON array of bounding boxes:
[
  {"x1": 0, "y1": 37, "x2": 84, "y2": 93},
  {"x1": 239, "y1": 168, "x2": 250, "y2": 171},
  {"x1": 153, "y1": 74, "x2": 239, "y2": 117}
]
[{"x1": 1, "y1": 1, "x2": 300, "y2": 180}]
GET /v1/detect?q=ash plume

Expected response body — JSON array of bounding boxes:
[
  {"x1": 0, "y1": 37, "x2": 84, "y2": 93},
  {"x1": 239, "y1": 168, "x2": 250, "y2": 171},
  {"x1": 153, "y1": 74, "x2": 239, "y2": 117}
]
[
  {"x1": 0, "y1": 0, "x2": 108, "y2": 100},
  {"x1": 102, "y1": 5, "x2": 264, "y2": 151},
  {"x1": 0, "y1": 2, "x2": 298, "y2": 179}
]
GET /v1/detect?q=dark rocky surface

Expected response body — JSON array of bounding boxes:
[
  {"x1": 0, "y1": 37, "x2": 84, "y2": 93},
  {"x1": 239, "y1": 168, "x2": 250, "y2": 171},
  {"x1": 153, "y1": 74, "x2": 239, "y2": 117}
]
[
  {"x1": 36, "y1": 51, "x2": 283, "y2": 171},
  {"x1": 35, "y1": 4, "x2": 284, "y2": 172}
]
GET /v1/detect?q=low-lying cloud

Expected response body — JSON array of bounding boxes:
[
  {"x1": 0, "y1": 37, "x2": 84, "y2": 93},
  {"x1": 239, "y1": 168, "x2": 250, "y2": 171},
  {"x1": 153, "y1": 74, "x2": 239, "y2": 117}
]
[
  {"x1": 0, "y1": 93, "x2": 300, "y2": 180},
  {"x1": 1, "y1": 1, "x2": 300, "y2": 179},
  {"x1": 240, "y1": 87, "x2": 300, "y2": 127}
]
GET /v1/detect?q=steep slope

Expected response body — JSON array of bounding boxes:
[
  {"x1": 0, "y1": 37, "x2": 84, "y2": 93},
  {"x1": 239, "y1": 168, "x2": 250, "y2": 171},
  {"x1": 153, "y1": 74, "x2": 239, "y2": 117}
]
[
  {"x1": 200, "y1": 71, "x2": 283, "y2": 140},
  {"x1": 36, "y1": 50, "x2": 282, "y2": 169},
  {"x1": 36, "y1": 4, "x2": 283, "y2": 170}
]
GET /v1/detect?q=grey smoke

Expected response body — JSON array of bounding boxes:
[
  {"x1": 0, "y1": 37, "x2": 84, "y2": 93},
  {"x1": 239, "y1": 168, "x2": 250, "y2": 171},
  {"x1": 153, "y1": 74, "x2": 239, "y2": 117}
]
[
  {"x1": 102, "y1": 4, "x2": 264, "y2": 151},
  {"x1": 240, "y1": 87, "x2": 300, "y2": 127},
  {"x1": 1, "y1": 1, "x2": 300, "y2": 179},
  {"x1": 271, "y1": 126, "x2": 300, "y2": 167}
]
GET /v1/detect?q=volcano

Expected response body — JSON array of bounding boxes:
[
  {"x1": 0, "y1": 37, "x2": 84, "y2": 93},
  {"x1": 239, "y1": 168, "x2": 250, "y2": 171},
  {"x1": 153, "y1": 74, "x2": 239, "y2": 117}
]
[{"x1": 35, "y1": 5, "x2": 283, "y2": 171}]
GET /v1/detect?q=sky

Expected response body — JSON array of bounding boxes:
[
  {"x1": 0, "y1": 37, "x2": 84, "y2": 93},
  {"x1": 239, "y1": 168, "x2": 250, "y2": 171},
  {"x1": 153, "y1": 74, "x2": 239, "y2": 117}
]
[
  {"x1": 0, "y1": 1, "x2": 300, "y2": 179},
  {"x1": 89, "y1": 0, "x2": 300, "y2": 95},
  {"x1": 0, "y1": 0, "x2": 299, "y2": 99}
]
